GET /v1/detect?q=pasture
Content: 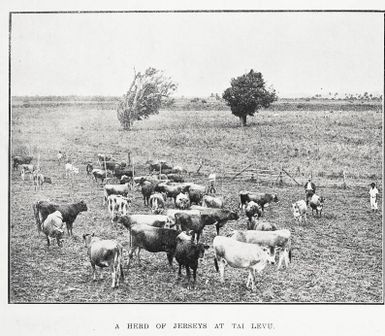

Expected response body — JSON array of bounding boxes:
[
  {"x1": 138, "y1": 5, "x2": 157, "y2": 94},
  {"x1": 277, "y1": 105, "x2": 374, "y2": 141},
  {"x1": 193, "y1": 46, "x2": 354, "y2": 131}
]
[{"x1": 10, "y1": 100, "x2": 383, "y2": 303}]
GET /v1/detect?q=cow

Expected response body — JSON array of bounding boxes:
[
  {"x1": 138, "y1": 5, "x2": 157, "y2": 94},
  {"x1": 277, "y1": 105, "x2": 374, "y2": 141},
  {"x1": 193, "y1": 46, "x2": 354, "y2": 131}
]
[
  {"x1": 202, "y1": 195, "x2": 224, "y2": 208},
  {"x1": 190, "y1": 206, "x2": 239, "y2": 235},
  {"x1": 65, "y1": 163, "x2": 79, "y2": 178},
  {"x1": 167, "y1": 173, "x2": 184, "y2": 183},
  {"x1": 245, "y1": 201, "x2": 263, "y2": 229},
  {"x1": 292, "y1": 199, "x2": 308, "y2": 223},
  {"x1": 41, "y1": 211, "x2": 64, "y2": 247},
  {"x1": 13, "y1": 155, "x2": 33, "y2": 170},
  {"x1": 140, "y1": 179, "x2": 156, "y2": 206},
  {"x1": 248, "y1": 218, "x2": 278, "y2": 231},
  {"x1": 213, "y1": 236, "x2": 275, "y2": 291},
  {"x1": 175, "y1": 232, "x2": 209, "y2": 289},
  {"x1": 149, "y1": 192, "x2": 167, "y2": 214},
  {"x1": 154, "y1": 182, "x2": 190, "y2": 203},
  {"x1": 231, "y1": 229, "x2": 292, "y2": 269},
  {"x1": 97, "y1": 153, "x2": 112, "y2": 164},
  {"x1": 83, "y1": 233, "x2": 124, "y2": 288},
  {"x1": 33, "y1": 172, "x2": 52, "y2": 191},
  {"x1": 107, "y1": 195, "x2": 131, "y2": 222},
  {"x1": 304, "y1": 177, "x2": 316, "y2": 206},
  {"x1": 147, "y1": 160, "x2": 173, "y2": 173},
  {"x1": 91, "y1": 168, "x2": 112, "y2": 184},
  {"x1": 34, "y1": 200, "x2": 88, "y2": 236},
  {"x1": 114, "y1": 214, "x2": 172, "y2": 228},
  {"x1": 166, "y1": 209, "x2": 201, "y2": 228},
  {"x1": 239, "y1": 191, "x2": 279, "y2": 216},
  {"x1": 187, "y1": 184, "x2": 206, "y2": 205},
  {"x1": 20, "y1": 164, "x2": 36, "y2": 181},
  {"x1": 115, "y1": 216, "x2": 180, "y2": 267},
  {"x1": 103, "y1": 183, "x2": 130, "y2": 205},
  {"x1": 309, "y1": 194, "x2": 325, "y2": 217},
  {"x1": 175, "y1": 192, "x2": 191, "y2": 209},
  {"x1": 113, "y1": 168, "x2": 134, "y2": 179},
  {"x1": 174, "y1": 213, "x2": 205, "y2": 242}
]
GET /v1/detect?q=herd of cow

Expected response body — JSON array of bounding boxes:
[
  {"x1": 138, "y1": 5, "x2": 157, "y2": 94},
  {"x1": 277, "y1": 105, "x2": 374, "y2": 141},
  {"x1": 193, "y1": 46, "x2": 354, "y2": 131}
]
[{"x1": 12, "y1": 152, "x2": 326, "y2": 293}]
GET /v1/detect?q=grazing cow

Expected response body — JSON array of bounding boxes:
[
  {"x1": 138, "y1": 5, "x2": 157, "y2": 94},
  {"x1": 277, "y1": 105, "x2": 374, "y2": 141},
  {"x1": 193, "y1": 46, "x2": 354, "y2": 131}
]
[
  {"x1": 187, "y1": 184, "x2": 206, "y2": 205},
  {"x1": 83, "y1": 233, "x2": 124, "y2": 288},
  {"x1": 20, "y1": 164, "x2": 36, "y2": 181},
  {"x1": 175, "y1": 192, "x2": 191, "y2": 209},
  {"x1": 91, "y1": 168, "x2": 112, "y2": 184},
  {"x1": 175, "y1": 232, "x2": 209, "y2": 289},
  {"x1": 231, "y1": 229, "x2": 292, "y2": 269},
  {"x1": 292, "y1": 200, "x2": 308, "y2": 223},
  {"x1": 34, "y1": 200, "x2": 88, "y2": 236},
  {"x1": 239, "y1": 191, "x2": 279, "y2": 216},
  {"x1": 13, "y1": 155, "x2": 33, "y2": 170},
  {"x1": 33, "y1": 172, "x2": 52, "y2": 191},
  {"x1": 65, "y1": 163, "x2": 79, "y2": 178},
  {"x1": 115, "y1": 216, "x2": 180, "y2": 267},
  {"x1": 202, "y1": 195, "x2": 224, "y2": 208},
  {"x1": 190, "y1": 206, "x2": 239, "y2": 235},
  {"x1": 309, "y1": 194, "x2": 325, "y2": 217},
  {"x1": 245, "y1": 201, "x2": 263, "y2": 229},
  {"x1": 41, "y1": 211, "x2": 64, "y2": 247},
  {"x1": 149, "y1": 192, "x2": 167, "y2": 214},
  {"x1": 107, "y1": 195, "x2": 131, "y2": 222},
  {"x1": 103, "y1": 183, "x2": 130, "y2": 205},
  {"x1": 213, "y1": 236, "x2": 275, "y2": 291},
  {"x1": 248, "y1": 219, "x2": 277, "y2": 231}
]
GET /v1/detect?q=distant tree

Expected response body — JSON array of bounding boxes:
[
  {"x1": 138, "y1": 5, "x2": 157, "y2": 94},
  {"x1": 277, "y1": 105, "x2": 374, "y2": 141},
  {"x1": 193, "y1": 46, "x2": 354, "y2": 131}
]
[
  {"x1": 117, "y1": 67, "x2": 177, "y2": 130},
  {"x1": 222, "y1": 69, "x2": 277, "y2": 126}
]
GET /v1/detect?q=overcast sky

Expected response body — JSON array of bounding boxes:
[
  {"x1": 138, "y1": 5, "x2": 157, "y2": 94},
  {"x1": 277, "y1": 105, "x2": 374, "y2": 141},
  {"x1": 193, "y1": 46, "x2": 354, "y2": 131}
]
[{"x1": 11, "y1": 12, "x2": 384, "y2": 97}]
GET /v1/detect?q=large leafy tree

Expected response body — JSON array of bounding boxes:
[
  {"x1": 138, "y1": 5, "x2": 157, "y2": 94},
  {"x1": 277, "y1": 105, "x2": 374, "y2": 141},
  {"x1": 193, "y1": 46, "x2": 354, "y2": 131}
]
[
  {"x1": 222, "y1": 69, "x2": 277, "y2": 126},
  {"x1": 117, "y1": 67, "x2": 177, "y2": 130}
]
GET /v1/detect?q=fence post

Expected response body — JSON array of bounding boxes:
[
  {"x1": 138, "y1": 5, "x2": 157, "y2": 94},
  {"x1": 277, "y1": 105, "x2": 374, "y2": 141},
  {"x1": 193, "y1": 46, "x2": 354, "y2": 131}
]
[{"x1": 131, "y1": 157, "x2": 135, "y2": 191}]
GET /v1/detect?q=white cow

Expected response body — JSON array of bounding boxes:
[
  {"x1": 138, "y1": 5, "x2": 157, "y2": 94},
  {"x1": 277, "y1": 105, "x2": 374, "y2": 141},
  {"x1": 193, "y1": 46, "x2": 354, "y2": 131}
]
[
  {"x1": 213, "y1": 236, "x2": 275, "y2": 291},
  {"x1": 292, "y1": 200, "x2": 307, "y2": 223},
  {"x1": 65, "y1": 163, "x2": 79, "y2": 178},
  {"x1": 231, "y1": 229, "x2": 292, "y2": 269}
]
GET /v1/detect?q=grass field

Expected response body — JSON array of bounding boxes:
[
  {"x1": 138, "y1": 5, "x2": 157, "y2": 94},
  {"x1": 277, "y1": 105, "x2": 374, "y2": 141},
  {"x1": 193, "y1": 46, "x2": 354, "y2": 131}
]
[{"x1": 10, "y1": 100, "x2": 383, "y2": 303}]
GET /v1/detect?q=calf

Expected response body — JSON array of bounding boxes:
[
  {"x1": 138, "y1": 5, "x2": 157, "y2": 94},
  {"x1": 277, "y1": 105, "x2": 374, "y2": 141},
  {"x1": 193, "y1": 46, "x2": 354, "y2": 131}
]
[
  {"x1": 107, "y1": 195, "x2": 131, "y2": 222},
  {"x1": 202, "y1": 195, "x2": 224, "y2": 208},
  {"x1": 149, "y1": 192, "x2": 167, "y2": 214},
  {"x1": 33, "y1": 172, "x2": 52, "y2": 191},
  {"x1": 175, "y1": 192, "x2": 191, "y2": 209},
  {"x1": 92, "y1": 168, "x2": 112, "y2": 184},
  {"x1": 41, "y1": 211, "x2": 64, "y2": 247},
  {"x1": 83, "y1": 233, "x2": 124, "y2": 288},
  {"x1": 213, "y1": 236, "x2": 275, "y2": 291},
  {"x1": 65, "y1": 163, "x2": 79, "y2": 178},
  {"x1": 115, "y1": 217, "x2": 180, "y2": 267},
  {"x1": 292, "y1": 199, "x2": 308, "y2": 223},
  {"x1": 231, "y1": 229, "x2": 292, "y2": 269},
  {"x1": 103, "y1": 183, "x2": 130, "y2": 205},
  {"x1": 20, "y1": 164, "x2": 36, "y2": 181},
  {"x1": 175, "y1": 232, "x2": 209, "y2": 289},
  {"x1": 34, "y1": 200, "x2": 88, "y2": 236},
  {"x1": 309, "y1": 194, "x2": 325, "y2": 217},
  {"x1": 245, "y1": 201, "x2": 263, "y2": 229}
]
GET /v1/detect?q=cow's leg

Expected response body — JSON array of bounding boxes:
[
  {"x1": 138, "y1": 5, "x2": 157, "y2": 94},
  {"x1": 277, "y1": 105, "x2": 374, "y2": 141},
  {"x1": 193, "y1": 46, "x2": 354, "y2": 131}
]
[
  {"x1": 46, "y1": 235, "x2": 50, "y2": 247},
  {"x1": 246, "y1": 269, "x2": 253, "y2": 289},
  {"x1": 218, "y1": 259, "x2": 226, "y2": 283},
  {"x1": 127, "y1": 247, "x2": 136, "y2": 268},
  {"x1": 196, "y1": 231, "x2": 201, "y2": 243},
  {"x1": 186, "y1": 266, "x2": 192, "y2": 289},
  {"x1": 167, "y1": 252, "x2": 174, "y2": 267},
  {"x1": 277, "y1": 251, "x2": 284, "y2": 270},
  {"x1": 111, "y1": 265, "x2": 116, "y2": 288},
  {"x1": 284, "y1": 249, "x2": 290, "y2": 268},
  {"x1": 215, "y1": 222, "x2": 221, "y2": 235},
  {"x1": 137, "y1": 248, "x2": 142, "y2": 266},
  {"x1": 192, "y1": 267, "x2": 197, "y2": 289},
  {"x1": 177, "y1": 264, "x2": 182, "y2": 279},
  {"x1": 91, "y1": 264, "x2": 96, "y2": 281}
]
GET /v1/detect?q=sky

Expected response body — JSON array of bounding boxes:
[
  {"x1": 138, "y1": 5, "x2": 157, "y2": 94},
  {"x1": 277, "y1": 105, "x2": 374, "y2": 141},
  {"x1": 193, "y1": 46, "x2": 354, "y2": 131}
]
[{"x1": 11, "y1": 12, "x2": 384, "y2": 98}]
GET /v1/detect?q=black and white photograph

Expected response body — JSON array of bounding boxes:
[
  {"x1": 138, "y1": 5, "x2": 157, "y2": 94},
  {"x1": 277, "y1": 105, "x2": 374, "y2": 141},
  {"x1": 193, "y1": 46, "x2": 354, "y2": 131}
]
[{"x1": 2, "y1": 1, "x2": 384, "y2": 335}]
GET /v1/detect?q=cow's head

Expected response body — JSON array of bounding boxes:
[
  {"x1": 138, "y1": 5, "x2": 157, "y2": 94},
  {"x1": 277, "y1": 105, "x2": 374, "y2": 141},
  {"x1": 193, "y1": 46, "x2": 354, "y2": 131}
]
[
  {"x1": 262, "y1": 246, "x2": 276, "y2": 265},
  {"x1": 229, "y1": 210, "x2": 239, "y2": 220},
  {"x1": 77, "y1": 200, "x2": 88, "y2": 212},
  {"x1": 54, "y1": 229, "x2": 64, "y2": 247},
  {"x1": 197, "y1": 243, "x2": 210, "y2": 261},
  {"x1": 292, "y1": 203, "x2": 300, "y2": 218},
  {"x1": 82, "y1": 232, "x2": 95, "y2": 247}
]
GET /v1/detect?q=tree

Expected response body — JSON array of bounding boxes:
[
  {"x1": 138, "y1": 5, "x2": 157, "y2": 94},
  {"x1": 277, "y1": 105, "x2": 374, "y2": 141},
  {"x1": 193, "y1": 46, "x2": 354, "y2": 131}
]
[
  {"x1": 222, "y1": 69, "x2": 277, "y2": 126},
  {"x1": 117, "y1": 67, "x2": 177, "y2": 130}
]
